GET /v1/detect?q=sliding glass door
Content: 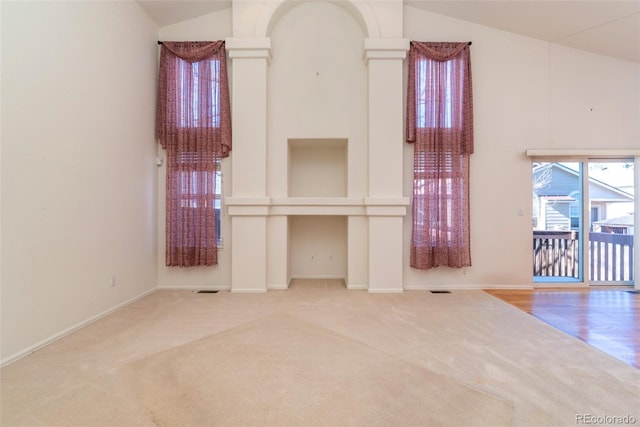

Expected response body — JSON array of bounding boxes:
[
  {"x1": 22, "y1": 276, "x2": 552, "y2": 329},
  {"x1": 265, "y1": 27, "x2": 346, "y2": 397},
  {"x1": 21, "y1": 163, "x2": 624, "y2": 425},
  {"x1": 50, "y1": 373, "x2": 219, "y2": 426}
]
[
  {"x1": 532, "y1": 162, "x2": 583, "y2": 282},
  {"x1": 533, "y1": 159, "x2": 635, "y2": 285},
  {"x1": 587, "y1": 161, "x2": 634, "y2": 284}
]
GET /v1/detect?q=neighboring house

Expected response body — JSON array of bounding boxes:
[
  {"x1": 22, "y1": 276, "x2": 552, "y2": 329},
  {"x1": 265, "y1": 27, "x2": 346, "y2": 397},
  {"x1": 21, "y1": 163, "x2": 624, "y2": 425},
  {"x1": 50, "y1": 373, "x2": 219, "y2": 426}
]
[
  {"x1": 593, "y1": 215, "x2": 634, "y2": 235},
  {"x1": 532, "y1": 163, "x2": 634, "y2": 232}
]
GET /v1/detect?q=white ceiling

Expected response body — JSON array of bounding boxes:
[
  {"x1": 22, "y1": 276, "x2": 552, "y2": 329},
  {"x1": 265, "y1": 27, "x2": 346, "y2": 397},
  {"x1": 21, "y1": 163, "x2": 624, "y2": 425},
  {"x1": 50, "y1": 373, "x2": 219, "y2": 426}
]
[{"x1": 138, "y1": 0, "x2": 640, "y2": 63}]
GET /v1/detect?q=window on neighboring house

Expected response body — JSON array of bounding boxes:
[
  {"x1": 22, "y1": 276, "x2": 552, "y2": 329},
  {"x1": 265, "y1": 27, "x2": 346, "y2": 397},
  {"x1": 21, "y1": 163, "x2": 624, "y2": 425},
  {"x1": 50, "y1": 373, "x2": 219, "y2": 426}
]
[{"x1": 570, "y1": 202, "x2": 580, "y2": 229}]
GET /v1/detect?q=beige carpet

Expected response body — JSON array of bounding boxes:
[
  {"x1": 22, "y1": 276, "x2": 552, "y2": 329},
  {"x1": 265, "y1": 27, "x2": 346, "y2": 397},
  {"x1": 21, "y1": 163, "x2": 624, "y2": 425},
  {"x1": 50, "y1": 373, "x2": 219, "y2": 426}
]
[{"x1": 2, "y1": 280, "x2": 639, "y2": 426}]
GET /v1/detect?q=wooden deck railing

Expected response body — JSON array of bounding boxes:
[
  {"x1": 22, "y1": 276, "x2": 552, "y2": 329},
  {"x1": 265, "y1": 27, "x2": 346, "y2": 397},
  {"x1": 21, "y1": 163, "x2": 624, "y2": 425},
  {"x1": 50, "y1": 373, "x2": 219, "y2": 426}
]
[
  {"x1": 589, "y1": 232, "x2": 634, "y2": 281},
  {"x1": 533, "y1": 230, "x2": 634, "y2": 281},
  {"x1": 533, "y1": 231, "x2": 580, "y2": 278}
]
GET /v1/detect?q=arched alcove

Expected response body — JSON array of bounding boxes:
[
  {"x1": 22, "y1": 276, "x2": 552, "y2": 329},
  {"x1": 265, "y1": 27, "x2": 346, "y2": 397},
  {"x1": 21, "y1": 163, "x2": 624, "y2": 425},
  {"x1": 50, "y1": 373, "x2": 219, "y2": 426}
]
[
  {"x1": 267, "y1": 1, "x2": 368, "y2": 284},
  {"x1": 256, "y1": 0, "x2": 380, "y2": 38}
]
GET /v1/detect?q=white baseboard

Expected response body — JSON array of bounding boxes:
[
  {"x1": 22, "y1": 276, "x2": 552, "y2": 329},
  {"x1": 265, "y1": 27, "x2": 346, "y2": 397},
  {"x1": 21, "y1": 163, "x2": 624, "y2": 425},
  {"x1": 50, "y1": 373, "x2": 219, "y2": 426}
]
[
  {"x1": 368, "y1": 289, "x2": 404, "y2": 293},
  {"x1": 1, "y1": 287, "x2": 156, "y2": 368},
  {"x1": 403, "y1": 284, "x2": 533, "y2": 291},
  {"x1": 268, "y1": 284, "x2": 289, "y2": 290},
  {"x1": 157, "y1": 285, "x2": 231, "y2": 291},
  {"x1": 230, "y1": 289, "x2": 268, "y2": 293},
  {"x1": 289, "y1": 275, "x2": 345, "y2": 280},
  {"x1": 346, "y1": 284, "x2": 367, "y2": 290}
]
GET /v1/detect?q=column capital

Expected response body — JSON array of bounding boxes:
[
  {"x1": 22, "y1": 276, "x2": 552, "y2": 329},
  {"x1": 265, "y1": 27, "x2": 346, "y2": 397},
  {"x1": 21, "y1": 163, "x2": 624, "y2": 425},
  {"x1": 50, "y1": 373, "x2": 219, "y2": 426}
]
[
  {"x1": 363, "y1": 38, "x2": 409, "y2": 61},
  {"x1": 225, "y1": 37, "x2": 272, "y2": 61}
]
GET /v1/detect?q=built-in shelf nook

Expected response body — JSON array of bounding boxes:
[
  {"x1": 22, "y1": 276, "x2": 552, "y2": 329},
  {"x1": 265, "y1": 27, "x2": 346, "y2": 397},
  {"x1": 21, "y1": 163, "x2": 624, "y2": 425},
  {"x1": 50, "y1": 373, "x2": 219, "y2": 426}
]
[{"x1": 289, "y1": 138, "x2": 347, "y2": 198}]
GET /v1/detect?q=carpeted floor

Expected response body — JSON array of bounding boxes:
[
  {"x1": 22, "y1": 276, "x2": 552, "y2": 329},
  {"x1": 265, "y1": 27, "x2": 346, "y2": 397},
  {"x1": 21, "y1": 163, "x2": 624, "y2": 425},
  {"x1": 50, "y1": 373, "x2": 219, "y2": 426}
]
[{"x1": 1, "y1": 280, "x2": 639, "y2": 426}]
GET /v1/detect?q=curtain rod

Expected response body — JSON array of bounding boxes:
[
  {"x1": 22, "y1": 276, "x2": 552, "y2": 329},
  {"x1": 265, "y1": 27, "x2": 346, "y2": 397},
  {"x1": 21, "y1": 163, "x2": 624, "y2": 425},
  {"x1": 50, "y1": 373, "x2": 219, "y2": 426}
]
[{"x1": 157, "y1": 41, "x2": 472, "y2": 46}]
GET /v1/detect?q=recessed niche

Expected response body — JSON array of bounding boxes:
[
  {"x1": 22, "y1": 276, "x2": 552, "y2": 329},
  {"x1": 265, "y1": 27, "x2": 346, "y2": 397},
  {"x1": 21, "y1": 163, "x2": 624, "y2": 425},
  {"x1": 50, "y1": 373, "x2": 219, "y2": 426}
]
[
  {"x1": 288, "y1": 138, "x2": 347, "y2": 197},
  {"x1": 289, "y1": 215, "x2": 347, "y2": 280}
]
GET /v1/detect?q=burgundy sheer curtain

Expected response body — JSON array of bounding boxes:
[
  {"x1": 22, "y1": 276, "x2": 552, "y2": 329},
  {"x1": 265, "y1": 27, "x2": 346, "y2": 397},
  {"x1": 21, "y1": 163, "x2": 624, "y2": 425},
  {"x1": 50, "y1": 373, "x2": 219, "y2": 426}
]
[
  {"x1": 406, "y1": 41, "x2": 473, "y2": 269},
  {"x1": 156, "y1": 41, "x2": 231, "y2": 266}
]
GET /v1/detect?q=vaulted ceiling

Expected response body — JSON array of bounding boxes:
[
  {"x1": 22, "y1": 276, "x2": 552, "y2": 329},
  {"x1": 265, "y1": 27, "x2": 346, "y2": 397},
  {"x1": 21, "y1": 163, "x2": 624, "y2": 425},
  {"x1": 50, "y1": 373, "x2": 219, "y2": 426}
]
[{"x1": 138, "y1": 0, "x2": 640, "y2": 63}]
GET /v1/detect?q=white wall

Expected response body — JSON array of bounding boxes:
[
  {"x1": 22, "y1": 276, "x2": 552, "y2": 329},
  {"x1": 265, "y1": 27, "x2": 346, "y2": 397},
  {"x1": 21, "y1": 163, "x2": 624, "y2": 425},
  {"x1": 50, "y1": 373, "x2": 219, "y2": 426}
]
[
  {"x1": 156, "y1": 9, "x2": 233, "y2": 289},
  {"x1": 402, "y1": 5, "x2": 640, "y2": 289},
  {"x1": 1, "y1": 1, "x2": 159, "y2": 362},
  {"x1": 549, "y1": 44, "x2": 640, "y2": 148}
]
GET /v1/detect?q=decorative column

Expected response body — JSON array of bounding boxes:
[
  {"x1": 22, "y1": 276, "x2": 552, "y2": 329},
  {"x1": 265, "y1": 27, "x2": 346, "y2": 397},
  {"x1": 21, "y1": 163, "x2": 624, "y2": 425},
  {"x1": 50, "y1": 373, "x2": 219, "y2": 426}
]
[
  {"x1": 225, "y1": 37, "x2": 271, "y2": 293},
  {"x1": 364, "y1": 38, "x2": 410, "y2": 293}
]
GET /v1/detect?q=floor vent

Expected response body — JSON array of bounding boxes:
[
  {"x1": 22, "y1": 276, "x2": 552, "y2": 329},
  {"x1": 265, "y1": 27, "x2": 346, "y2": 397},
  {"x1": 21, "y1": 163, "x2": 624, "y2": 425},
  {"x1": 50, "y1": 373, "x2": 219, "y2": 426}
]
[
  {"x1": 430, "y1": 290, "x2": 451, "y2": 294},
  {"x1": 197, "y1": 290, "x2": 219, "y2": 294},
  {"x1": 625, "y1": 290, "x2": 640, "y2": 294}
]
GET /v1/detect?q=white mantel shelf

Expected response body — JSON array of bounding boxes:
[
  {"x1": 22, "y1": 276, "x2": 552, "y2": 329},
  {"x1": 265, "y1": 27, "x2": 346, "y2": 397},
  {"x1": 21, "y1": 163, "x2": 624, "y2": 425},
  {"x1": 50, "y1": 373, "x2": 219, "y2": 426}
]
[{"x1": 226, "y1": 197, "x2": 409, "y2": 216}]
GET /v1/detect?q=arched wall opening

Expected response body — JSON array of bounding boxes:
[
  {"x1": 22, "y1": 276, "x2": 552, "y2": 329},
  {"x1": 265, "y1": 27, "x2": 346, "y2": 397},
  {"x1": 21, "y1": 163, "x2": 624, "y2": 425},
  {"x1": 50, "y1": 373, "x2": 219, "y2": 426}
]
[
  {"x1": 256, "y1": 0, "x2": 380, "y2": 38},
  {"x1": 267, "y1": 1, "x2": 368, "y2": 284}
]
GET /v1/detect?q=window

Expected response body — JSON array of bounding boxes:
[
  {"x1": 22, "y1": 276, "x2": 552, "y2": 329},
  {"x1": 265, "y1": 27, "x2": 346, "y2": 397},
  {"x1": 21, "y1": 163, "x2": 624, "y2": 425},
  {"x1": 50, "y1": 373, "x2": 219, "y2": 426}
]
[
  {"x1": 176, "y1": 154, "x2": 222, "y2": 245},
  {"x1": 570, "y1": 201, "x2": 580, "y2": 229},
  {"x1": 156, "y1": 41, "x2": 230, "y2": 267},
  {"x1": 406, "y1": 41, "x2": 473, "y2": 270},
  {"x1": 413, "y1": 151, "x2": 465, "y2": 245},
  {"x1": 416, "y1": 59, "x2": 456, "y2": 128},
  {"x1": 178, "y1": 60, "x2": 221, "y2": 128}
]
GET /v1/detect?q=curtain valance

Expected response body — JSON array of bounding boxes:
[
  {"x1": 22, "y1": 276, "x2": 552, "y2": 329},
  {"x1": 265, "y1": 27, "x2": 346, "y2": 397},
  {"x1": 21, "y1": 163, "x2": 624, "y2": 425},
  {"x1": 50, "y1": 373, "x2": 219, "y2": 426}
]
[
  {"x1": 160, "y1": 41, "x2": 225, "y2": 63},
  {"x1": 406, "y1": 41, "x2": 473, "y2": 155},
  {"x1": 155, "y1": 41, "x2": 231, "y2": 158},
  {"x1": 409, "y1": 41, "x2": 469, "y2": 62}
]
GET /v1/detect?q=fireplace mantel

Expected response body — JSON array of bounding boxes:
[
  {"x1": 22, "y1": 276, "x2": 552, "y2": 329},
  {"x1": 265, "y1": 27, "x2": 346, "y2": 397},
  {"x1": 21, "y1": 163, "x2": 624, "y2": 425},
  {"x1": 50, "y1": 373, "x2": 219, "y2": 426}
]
[{"x1": 226, "y1": 197, "x2": 409, "y2": 216}]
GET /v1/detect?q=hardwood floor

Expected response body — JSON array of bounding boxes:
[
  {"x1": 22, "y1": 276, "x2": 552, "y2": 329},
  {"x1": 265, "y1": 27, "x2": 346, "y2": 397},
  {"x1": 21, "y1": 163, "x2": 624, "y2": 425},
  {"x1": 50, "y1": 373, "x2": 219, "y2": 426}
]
[{"x1": 485, "y1": 288, "x2": 640, "y2": 369}]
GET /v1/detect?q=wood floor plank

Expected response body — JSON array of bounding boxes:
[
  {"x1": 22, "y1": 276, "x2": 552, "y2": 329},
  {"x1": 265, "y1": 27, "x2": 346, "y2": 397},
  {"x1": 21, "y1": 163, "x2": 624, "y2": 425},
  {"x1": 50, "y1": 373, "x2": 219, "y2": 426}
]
[{"x1": 485, "y1": 288, "x2": 640, "y2": 369}]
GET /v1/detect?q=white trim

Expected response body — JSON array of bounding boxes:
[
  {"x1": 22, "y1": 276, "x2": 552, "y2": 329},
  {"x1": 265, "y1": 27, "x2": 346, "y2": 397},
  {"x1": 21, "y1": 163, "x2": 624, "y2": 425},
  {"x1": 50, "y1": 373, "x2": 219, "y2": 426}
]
[
  {"x1": 526, "y1": 149, "x2": 640, "y2": 158},
  {"x1": 289, "y1": 275, "x2": 346, "y2": 280},
  {"x1": 225, "y1": 37, "x2": 271, "y2": 61},
  {"x1": 1, "y1": 287, "x2": 156, "y2": 368},
  {"x1": 267, "y1": 284, "x2": 289, "y2": 290},
  {"x1": 634, "y1": 156, "x2": 640, "y2": 290},
  {"x1": 368, "y1": 289, "x2": 403, "y2": 293},
  {"x1": 346, "y1": 284, "x2": 367, "y2": 290},
  {"x1": 533, "y1": 282, "x2": 589, "y2": 289},
  {"x1": 230, "y1": 289, "x2": 269, "y2": 293},
  {"x1": 156, "y1": 286, "x2": 231, "y2": 291},
  {"x1": 404, "y1": 284, "x2": 533, "y2": 290}
]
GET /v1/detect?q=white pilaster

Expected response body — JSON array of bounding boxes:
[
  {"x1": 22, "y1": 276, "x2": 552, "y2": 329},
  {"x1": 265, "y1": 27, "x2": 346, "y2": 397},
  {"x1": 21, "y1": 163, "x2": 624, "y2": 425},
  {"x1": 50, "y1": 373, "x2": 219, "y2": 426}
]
[
  {"x1": 267, "y1": 216, "x2": 289, "y2": 289},
  {"x1": 226, "y1": 37, "x2": 271, "y2": 292},
  {"x1": 364, "y1": 38, "x2": 409, "y2": 292},
  {"x1": 347, "y1": 216, "x2": 368, "y2": 290}
]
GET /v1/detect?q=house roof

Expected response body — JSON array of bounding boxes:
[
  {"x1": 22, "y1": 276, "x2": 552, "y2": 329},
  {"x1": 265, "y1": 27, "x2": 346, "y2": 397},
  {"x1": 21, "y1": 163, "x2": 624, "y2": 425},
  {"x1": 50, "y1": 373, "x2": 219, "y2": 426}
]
[
  {"x1": 594, "y1": 215, "x2": 634, "y2": 227},
  {"x1": 532, "y1": 163, "x2": 634, "y2": 203}
]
